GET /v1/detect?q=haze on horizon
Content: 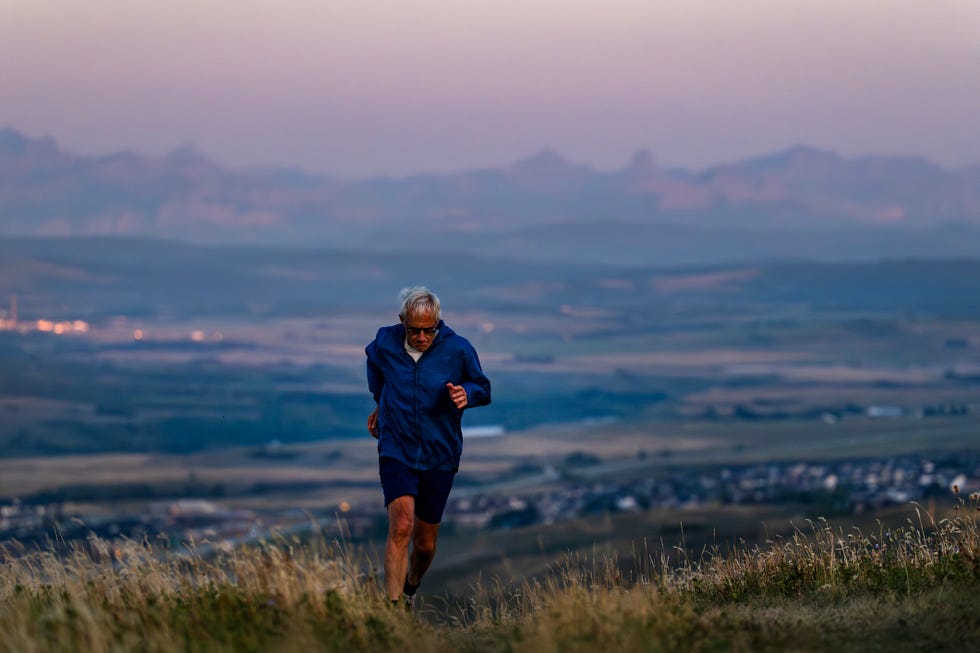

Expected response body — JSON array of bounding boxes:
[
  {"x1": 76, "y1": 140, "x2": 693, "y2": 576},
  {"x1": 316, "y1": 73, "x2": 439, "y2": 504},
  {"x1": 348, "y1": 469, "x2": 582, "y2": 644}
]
[{"x1": 2, "y1": 0, "x2": 978, "y2": 178}]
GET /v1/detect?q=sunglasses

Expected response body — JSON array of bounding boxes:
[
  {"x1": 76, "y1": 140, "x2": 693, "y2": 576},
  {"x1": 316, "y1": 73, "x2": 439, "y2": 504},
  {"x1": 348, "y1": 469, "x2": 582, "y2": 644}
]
[{"x1": 405, "y1": 325, "x2": 438, "y2": 336}]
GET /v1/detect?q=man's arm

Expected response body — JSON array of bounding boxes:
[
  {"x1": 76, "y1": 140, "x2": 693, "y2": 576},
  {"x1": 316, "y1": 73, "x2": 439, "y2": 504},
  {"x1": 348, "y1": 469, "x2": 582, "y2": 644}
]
[
  {"x1": 365, "y1": 337, "x2": 385, "y2": 437},
  {"x1": 365, "y1": 339, "x2": 386, "y2": 403},
  {"x1": 457, "y1": 344, "x2": 491, "y2": 409}
]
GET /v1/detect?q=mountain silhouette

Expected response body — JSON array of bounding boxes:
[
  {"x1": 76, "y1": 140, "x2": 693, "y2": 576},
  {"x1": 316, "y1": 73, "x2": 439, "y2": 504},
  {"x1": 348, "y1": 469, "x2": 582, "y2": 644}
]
[{"x1": 2, "y1": 127, "x2": 980, "y2": 263}]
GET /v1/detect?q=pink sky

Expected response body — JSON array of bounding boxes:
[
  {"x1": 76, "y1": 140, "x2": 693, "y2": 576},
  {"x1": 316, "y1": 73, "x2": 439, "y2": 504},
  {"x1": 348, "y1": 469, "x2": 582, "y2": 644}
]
[{"x1": 2, "y1": 0, "x2": 978, "y2": 177}]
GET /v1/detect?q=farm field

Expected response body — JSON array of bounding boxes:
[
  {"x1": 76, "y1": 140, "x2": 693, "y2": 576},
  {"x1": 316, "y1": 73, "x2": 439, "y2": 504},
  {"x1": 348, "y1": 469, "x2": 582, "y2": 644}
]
[{"x1": 3, "y1": 411, "x2": 977, "y2": 509}]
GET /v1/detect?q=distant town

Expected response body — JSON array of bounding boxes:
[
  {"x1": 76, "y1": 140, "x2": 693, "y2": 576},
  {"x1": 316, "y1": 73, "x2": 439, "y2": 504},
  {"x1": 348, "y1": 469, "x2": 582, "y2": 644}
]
[
  {"x1": 0, "y1": 295, "x2": 90, "y2": 335},
  {"x1": 443, "y1": 453, "x2": 977, "y2": 531},
  {"x1": 3, "y1": 451, "x2": 976, "y2": 556},
  {"x1": 0, "y1": 294, "x2": 230, "y2": 344}
]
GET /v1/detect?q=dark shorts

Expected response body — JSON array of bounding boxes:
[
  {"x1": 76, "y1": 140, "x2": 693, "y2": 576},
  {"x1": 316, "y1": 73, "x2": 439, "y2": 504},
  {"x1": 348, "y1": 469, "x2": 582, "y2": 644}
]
[{"x1": 379, "y1": 456, "x2": 456, "y2": 524}]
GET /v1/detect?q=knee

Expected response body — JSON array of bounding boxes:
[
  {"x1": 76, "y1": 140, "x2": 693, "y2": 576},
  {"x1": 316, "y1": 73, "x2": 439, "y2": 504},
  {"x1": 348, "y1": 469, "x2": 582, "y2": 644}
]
[
  {"x1": 413, "y1": 535, "x2": 437, "y2": 558},
  {"x1": 388, "y1": 514, "x2": 414, "y2": 544}
]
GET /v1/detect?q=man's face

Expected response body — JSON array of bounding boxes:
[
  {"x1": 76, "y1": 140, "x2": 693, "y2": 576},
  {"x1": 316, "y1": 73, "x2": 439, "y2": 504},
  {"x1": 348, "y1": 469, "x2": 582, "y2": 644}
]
[{"x1": 402, "y1": 310, "x2": 438, "y2": 352}]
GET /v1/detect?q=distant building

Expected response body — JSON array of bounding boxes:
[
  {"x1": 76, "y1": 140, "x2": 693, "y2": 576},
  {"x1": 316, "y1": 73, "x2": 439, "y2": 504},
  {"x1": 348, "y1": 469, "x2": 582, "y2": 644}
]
[{"x1": 867, "y1": 405, "x2": 903, "y2": 418}]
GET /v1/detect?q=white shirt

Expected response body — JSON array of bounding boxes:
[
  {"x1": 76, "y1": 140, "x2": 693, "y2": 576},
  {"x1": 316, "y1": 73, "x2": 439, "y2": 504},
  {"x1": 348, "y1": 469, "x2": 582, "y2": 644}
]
[{"x1": 404, "y1": 338, "x2": 425, "y2": 362}]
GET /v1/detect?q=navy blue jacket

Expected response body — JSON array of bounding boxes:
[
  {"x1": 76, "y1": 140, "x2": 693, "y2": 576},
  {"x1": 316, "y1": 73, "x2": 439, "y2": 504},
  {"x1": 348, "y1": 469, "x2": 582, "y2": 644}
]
[{"x1": 366, "y1": 321, "x2": 491, "y2": 471}]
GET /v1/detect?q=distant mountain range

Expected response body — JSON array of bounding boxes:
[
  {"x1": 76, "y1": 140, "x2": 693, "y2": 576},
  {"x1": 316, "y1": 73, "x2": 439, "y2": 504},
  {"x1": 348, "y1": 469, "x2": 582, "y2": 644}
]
[{"x1": 3, "y1": 127, "x2": 980, "y2": 264}]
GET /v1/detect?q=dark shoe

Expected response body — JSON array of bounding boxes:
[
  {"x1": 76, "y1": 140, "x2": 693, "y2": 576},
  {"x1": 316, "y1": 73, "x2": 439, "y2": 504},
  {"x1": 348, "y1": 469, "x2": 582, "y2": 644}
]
[{"x1": 403, "y1": 579, "x2": 419, "y2": 598}]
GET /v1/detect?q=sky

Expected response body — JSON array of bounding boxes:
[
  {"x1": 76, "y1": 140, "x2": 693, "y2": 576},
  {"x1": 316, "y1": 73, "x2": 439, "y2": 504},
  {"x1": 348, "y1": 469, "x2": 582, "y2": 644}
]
[{"x1": 1, "y1": 0, "x2": 978, "y2": 178}]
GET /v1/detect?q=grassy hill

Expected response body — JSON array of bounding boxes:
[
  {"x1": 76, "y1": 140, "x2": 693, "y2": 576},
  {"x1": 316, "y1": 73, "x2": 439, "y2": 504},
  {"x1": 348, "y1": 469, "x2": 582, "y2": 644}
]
[{"x1": 2, "y1": 499, "x2": 977, "y2": 652}]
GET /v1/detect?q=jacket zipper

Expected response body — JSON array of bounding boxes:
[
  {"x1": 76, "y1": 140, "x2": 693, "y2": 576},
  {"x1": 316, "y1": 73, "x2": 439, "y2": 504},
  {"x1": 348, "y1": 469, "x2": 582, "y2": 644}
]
[
  {"x1": 400, "y1": 329, "x2": 441, "y2": 468},
  {"x1": 413, "y1": 358, "x2": 422, "y2": 466}
]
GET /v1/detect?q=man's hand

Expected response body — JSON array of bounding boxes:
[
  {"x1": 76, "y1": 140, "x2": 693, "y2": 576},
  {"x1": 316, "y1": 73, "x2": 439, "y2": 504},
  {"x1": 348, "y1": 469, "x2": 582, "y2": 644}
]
[
  {"x1": 367, "y1": 407, "x2": 379, "y2": 438},
  {"x1": 446, "y1": 383, "x2": 468, "y2": 409}
]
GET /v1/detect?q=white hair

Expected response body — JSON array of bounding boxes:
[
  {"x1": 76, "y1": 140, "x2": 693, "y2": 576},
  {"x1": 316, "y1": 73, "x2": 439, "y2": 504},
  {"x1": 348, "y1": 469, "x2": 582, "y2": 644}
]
[{"x1": 398, "y1": 286, "x2": 442, "y2": 321}]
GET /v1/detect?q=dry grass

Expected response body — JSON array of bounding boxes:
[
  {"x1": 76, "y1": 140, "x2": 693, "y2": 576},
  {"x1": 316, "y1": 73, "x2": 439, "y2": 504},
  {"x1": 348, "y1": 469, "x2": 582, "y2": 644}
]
[{"x1": 1, "y1": 497, "x2": 978, "y2": 652}]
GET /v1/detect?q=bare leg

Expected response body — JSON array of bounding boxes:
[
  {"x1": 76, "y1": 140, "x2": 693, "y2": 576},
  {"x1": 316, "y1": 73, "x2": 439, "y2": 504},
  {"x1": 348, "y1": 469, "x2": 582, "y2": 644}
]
[
  {"x1": 407, "y1": 517, "x2": 441, "y2": 588},
  {"x1": 384, "y1": 496, "x2": 414, "y2": 601}
]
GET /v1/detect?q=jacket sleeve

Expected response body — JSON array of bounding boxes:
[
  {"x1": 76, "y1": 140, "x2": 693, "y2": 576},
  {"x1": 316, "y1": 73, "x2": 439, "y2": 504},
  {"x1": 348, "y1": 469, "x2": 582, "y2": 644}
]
[
  {"x1": 365, "y1": 338, "x2": 385, "y2": 404},
  {"x1": 460, "y1": 343, "x2": 491, "y2": 409}
]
